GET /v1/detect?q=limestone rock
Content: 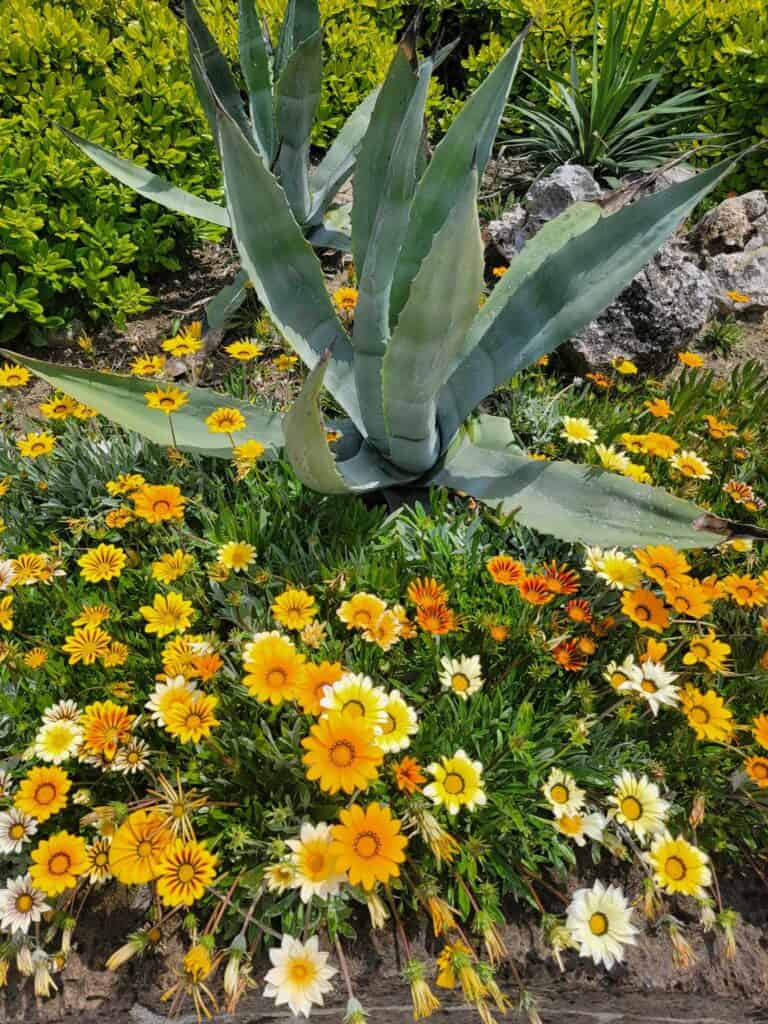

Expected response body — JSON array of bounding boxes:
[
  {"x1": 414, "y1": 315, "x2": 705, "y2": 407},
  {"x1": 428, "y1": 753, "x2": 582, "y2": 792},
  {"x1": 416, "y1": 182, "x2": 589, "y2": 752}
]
[
  {"x1": 486, "y1": 204, "x2": 528, "y2": 262},
  {"x1": 523, "y1": 164, "x2": 602, "y2": 230},
  {"x1": 691, "y1": 190, "x2": 768, "y2": 255},
  {"x1": 707, "y1": 247, "x2": 768, "y2": 314}
]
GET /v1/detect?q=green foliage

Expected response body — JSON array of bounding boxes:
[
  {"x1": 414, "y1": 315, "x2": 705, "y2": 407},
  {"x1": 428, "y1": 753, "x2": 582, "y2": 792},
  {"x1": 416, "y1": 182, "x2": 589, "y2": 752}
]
[
  {"x1": 429, "y1": 0, "x2": 768, "y2": 192},
  {"x1": 0, "y1": 0, "x2": 227, "y2": 343}
]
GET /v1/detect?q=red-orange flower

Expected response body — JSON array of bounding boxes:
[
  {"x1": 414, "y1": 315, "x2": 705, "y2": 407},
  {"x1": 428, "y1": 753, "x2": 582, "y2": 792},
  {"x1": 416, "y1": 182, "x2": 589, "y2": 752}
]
[
  {"x1": 407, "y1": 577, "x2": 448, "y2": 608},
  {"x1": 565, "y1": 599, "x2": 592, "y2": 624},
  {"x1": 392, "y1": 756, "x2": 426, "y2": 794},
  {"x1": 486, "y1": 555, "x2": 525, "y2": 586},
  {"x1": 518, "y1": 576, "x2": 554, "y2": 606},
  {"x1": 552, "y1": 639, "x2": 587, "y2": 672},
  {"x1": 541, "y1": 562, "x2": 580, "y2": 595},
  {"x1": 416, "y1": 602, "x2": 457, "y2": 635}
]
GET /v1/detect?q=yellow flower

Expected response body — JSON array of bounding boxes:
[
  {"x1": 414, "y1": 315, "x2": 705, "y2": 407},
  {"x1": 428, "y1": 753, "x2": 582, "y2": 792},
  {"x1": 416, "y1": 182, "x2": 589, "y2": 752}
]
[
  {"x1": 670, "y1": 450, "x2": 711, "y2": 480},
  {"x1": 491, "y1": 266, "x2": 508, "y2": 278},
  {"x1": 109, "y1": 810, "x2": 173, "y2": 885},
  {"x1": 622, "y1": 462, "x2": 652, "y2": 484},
  {"x1": 644, "y1": 397, "x2": 672, "y2": 419},
  {"x1": 745, "y1": 756, "x2": 768, "y2": 788},
  {"x1": 721, "y1": 573, "x2": 767, "y2": 608},
  {"x1": 106, "y1": 472, "x2": 146, "y2": 496},
  {"x1": 662, "y1": 578, "x2": 713, "y2": 619},
  {"x1": 140, "y1": 592, "x2": 194, "y2": 637},
  {"x1": 205, "y1": 407, "x2": 247, "y2": 434},
  {"x1": 105, "y1": 508, "x2": 135, "y2": 528},
  {"x1": 40, "y1": 394, "x2": 77, "y2": 419},
  {"x1": 23, "y1": 646, "x2": 48, "y2": 669},
  {"x1": 62, "y1": 624, "x2": 112, "y2": 665},
  {"x1": 287, "y1": 822, "x2": 347, "y2": 902},
  {"x1": 597, "y1": 551, "x2": 642, "y2": 591},
  {"x1": 332, "y1": 287, "x2": 359, "y2": 313},
  {"x1": 144, "y1": 385, "x2": 189, "y2": 415},
  {"x1": 753, "y1": 714, "x2": 768, "y2": 750},
  {"x1": 612, "y1": 357, "x2": 638, "y2": 375},
  {"x1": 85, "y1": 837, "x2": 113, "y2": 883},
  {"x1": 80, "y1": 700, "x2": 135, "y2": 761},
  {"x1": 561, "y1": 416, "x2": 597, "y2": 445},
  {"x1": 639, "y1": 432, "x2": 678, "y2": 459},
  {"x1": 225, "y1": 339, "x2": 263, "y2": 360},
  {"x1": 15, "y1": 766, "x2": 71, "y2": 822},
  {"x1": 77, "y1": 543, "x2": 127, "y2": 583},
  {"x1": 703, "y1": 414, "x2": 737, "y2": 440},
  {"x1": 682, "y1": 630, "x2": 730, "y2": 673},
  {"x1": 680, "y1": 685, "x2": 734, "y2": 742},
  {"x1": 243, "y1": 633, "x2": 306, "y2": 704},
  {"x1": 424, "y1": 750, "x2": 486, "y2": 815},
  {"x1": 331, "y1": 802, "x2": 407, "y2": 891},
  {"x1": 218, "y1": 540, "x2": 256, "y2": 572},
  {"x1": 156, "y1": 840, "x2": 217, "y2": 906},
  {"x1": 130, "y1": 354, "x2": 166, "y2": 377},
  {"x1": 73, "y1": 604, "x2": 111, "y2": 628},
  {"x1": 337, "y1": 592, "x2": 387, "y2": 631},
  {"x1": 677, "y1": 351, "x2": 704, "y2": 368},
  {"x1": 375, "y1": 691, "x2": 418, "y2": 753},
  {"x1": 362, "y1": 608, "x2": 402, "y2": 650},
  {"x1": 301, "y1": 711, "x2": 383, "y2": 794},
  {"x1": 273, "y1": 354, "x2": 299, "y2": 371},
  {"x1": 165, "y1": 694, "x2": 220, "y2": 743},
  {"x1": 620, "y1": 589, "x2": 669, "y2": 632},
  {"x1": 152, "y1": 550, "x2": 195, "y2": 584},
  {"x1": 30, "y1": 831, "x2": 89, "y2": 896},
  {"x1": 0, "y1": 595, "x2": 13, "y2": 631},
  {"x1": 17, "y1": 432, "x2": 56, "y2": 458},
  {"x1": 647, "y1": 833, "x2": 710, "y2": 897},
  {"x1": 132, "y1": 483, "x2": 186, "y2": 523},
  {"x1": 294, "y1": 661, "x2": 344, "y2": 716},
  {"x1": 0, "y1": 362, "x2": 31, "y2": 387},
  {"x1": 595, "y1": 444, "x2": 630, "y2": 472},
  {"x1": 725, "y1": 290, "x2": 750, "y2": 304},
  {"x1": 233, "y1": 438, "x2": 265, "y2": 461},
  {"x1": 272, "y1": 588, "x2": 317, "y2": 630},
  {"x1": 633, "y1": 545, "x2": 690, "y2": 586},
  {"x1": 161, "y1": 322, "x2": 203, "y2": 356}
]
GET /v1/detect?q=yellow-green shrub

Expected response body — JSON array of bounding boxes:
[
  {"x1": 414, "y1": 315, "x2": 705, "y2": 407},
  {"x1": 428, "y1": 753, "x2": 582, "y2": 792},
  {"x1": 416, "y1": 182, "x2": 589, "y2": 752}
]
[
  {"x1": 0, "y1": 0, "x2": 228, "y2": 342},
  {"x1": 434, "y1": 0, "x2": 768, "y2": 193}
]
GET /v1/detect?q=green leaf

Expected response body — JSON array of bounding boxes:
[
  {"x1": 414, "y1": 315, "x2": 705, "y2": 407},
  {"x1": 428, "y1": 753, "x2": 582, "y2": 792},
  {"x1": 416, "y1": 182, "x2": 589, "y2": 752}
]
[
  {"x1": 276, "y1": 29, "x2": 323, "y2": 224},
  {"x1": 4, "y1": 352, "x2": 283, "y2": 459},
  {"x1": 185, "y1": 0, "x2": 250, "y2": 145},
  {"x1": 216, "y1": 110, "x2": 362, "y2": 432},
  {"x1": 275, "y1": 0, "x2": 320, "y2": 79},
  {"x1": 239, "y1": 0, "x2": 275, "y2": 160},
  {"x1": 433, "y1": 432, "x2": 723, "y2": 549},
  {"x1": 206, "y1": 269, "x2": 250, "y2": 330},
  {"x1": 438, "y1": 155, "x2": 743, "y2": 444},
  {"x1": 389, "y1": 25, "x2": 529, "y2": 326},
  {"x1": 382, "y1": 167, "x2": 484, "y2": 475},
  {"x1": 284, "y1": 353, "x2": 417, "y2": 494},
  {"x1": 60, "y1": 129, "x2": 229, "y2": 228},
  {"x1": 352, "y1": 47, "x2": 431, "y2": 452}
]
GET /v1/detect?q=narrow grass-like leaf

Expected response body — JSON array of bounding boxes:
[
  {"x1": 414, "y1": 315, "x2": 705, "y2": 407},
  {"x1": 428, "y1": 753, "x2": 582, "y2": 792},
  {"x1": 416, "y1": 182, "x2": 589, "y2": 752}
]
[
  {"x1": 5, "y1": 352, "x2": 283, "y2": 459},
  {"x1": 61, "y1": 129, "x2": 229, "y2": 228}
]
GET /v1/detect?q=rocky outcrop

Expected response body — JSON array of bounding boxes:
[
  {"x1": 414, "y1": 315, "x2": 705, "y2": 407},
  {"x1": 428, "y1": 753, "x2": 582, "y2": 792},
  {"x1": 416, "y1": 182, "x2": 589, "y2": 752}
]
[{"x1": 485, "y1": 163, "x2": 767, "y2": 372}]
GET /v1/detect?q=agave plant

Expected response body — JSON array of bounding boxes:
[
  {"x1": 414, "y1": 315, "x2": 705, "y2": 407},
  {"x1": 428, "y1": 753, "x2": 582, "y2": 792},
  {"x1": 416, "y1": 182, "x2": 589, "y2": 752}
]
[
  {"x1": 62, "y1": 0, "x2": 451, "y2": 329},
  {"x1": 12, "y1": 14, "x2": 752, "y2": 549},
  {"x1": 503, "y1": 0, "x2": 716, "y2": 181}
]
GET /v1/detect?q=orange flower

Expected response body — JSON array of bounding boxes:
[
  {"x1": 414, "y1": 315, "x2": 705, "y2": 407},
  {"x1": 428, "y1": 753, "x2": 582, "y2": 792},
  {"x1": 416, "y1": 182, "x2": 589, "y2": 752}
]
[
  {"x1": 487, "y1": 623, "x2": 509, "y2": 642},
  {"x1": 541, "y1": 562, "x2": 580, "y2": 595},
  {"x1": 645, "y1": 397, "x2": 672, "y2": 419},
  {"x1": 552, "y1": 639, "x2": 586, "y2": 671},
  {"x1": 80, "y1": 701, "x2": 136, "y2": 762},
  {"x1": 745, "y1": 756, "x2": 768, "y2": 789},
  {"x1": 331, "y1": 803, "x2": 407, "y2": 891},
  {"x1": 392, "y1": 756, "x2": 426, "y2": 794},
  {"x1": 486, "y1": 555, "x2": 525, "y2": 586},
  {"x1": 295, "y1": 661, "x2": 344, "y2": 716},
  {"x1": 565, "y1": 599, "x2": 592, "y2": 624},
  {"x1": 620, "y1": 589, "x2": 669, "y2": 633},
  {"x1": 406, "y1": 577, "x2": 448, "y2": 608},
  {"x1": 132, "y1": 484, "x2": 186, "y2": 524},
  {"x1": 518, "y1": 576, "x2": 554, "y2": 605},
  {"x1": 416, "y1": 602, "x2": 457, "y2": 635}
]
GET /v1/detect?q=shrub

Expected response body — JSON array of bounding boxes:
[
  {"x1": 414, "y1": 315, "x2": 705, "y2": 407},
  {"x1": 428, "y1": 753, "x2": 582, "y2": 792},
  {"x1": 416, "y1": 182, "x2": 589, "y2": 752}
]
[{"x1": 0, "y1": 0, "x2": 228, "y2": 343}]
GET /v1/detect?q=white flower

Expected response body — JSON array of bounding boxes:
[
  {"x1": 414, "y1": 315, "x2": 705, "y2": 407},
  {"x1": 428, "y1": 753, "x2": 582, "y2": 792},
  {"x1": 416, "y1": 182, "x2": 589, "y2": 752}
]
[
  {"x1": 375, "y1": 690, "x2": 418, "y2": 753},
  {"x1": 608, "y1": 770, "x2": 669, "y2": 841},
  {"x1": 542, "y1": 767, "x2": 585, "y2": 818},
  {"x1": 0, "y1": 560, "x2": 16, "y2": 591},
  {"x1": 618, "y1": 660, "x2": 679, "y2": 717},
  {"x1": 287, "y1": 823, "x2": 347, "y2": 903},
  {"x1": 583, "y1": 546, "x2": 605, "y2": 574},
  {"x1": 603, "y1": 655, "x2": 639, "y2": 691},
  {"x1": 566, "y1": 880, "x2": 638, "y2": 969},
  {"x1": 319, "y1": 673, "x2": 388, "y2": 729},
  {"x1": 439, "y1": 655, "x2": 484, "y2": 700},
  {"x1": 145, "y1": 676, "x2": 199, "y2": 726},
  {"x1": 41, "y1": 699, "x2": 80, "y2": 725},
  {"x1": 263, "y1": 934, "x2": 336, "y2": 1017},
  {"x1": 0, "y1": 808, "x2": 38, "y2": 854},
  {"x1": 0, "y1": 768, "x2": 12, "y2": 799},
  {"x1": 555, "y1": 810, "x2": 606, "y2": 847},
  {"x1": 0, "y1": 875, "x2": 50, "y2": 935},
  {"x1": 112, "y1": 738, "x2": 151, "y2": 775}
]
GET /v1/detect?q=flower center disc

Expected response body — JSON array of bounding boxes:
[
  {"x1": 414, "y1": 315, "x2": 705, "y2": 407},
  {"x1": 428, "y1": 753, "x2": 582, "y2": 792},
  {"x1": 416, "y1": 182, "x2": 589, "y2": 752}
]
[
  {"x1": 620, "y1": 796, "x2": 642, "y2": 821},
  {"x1": 329, "y1": 741, "x2": 355, "y2": 768},
  {"x1": 550, "y1": 784, "x2": 569, "y2": 804},
  {"x1": 35, "y1": 783, "x2": 56, "y2": 805},
  {"x1": 690, "y1": 706, "x2": 710, "y2": 725},
  {"x1": 443, "y1": 772, "x2": 466, "y2": 796},
  {"x1": 665, "y1": 856, "x2": 687, "y2": 881},
  {"x1": 49, "y1": 853, "x2": 71, "y2": 875},
  {"x1": 452, "y1": 674, "x2": 469, "y2": 692},
  {"x1": 177, "y1": 864, "x2": 196, "y2": 883},
  {"x1": 267, "y1": 668, "x2": 287, "y2": 687},
  {"x1": 16, "y1": 894, "x2": 33, "y2": 912},
  {"x1": 353, "y1": 831, "x2": 381, "y2": 859},
  {"x1": 641, "y1": 680, "x2": 658, "y2": 694},
  {"x1": 341, "y1": 699, "x2": 365, "y2": 718},
  {"x1": 589, "y1": 912, "x2": 609, "y2": 936}
]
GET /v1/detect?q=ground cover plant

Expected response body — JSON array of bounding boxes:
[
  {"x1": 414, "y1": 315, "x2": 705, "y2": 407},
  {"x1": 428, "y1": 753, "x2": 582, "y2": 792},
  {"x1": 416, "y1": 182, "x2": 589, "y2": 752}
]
[{"x1": 0, "y1": 342, "x2": 767, "y2": 1019}]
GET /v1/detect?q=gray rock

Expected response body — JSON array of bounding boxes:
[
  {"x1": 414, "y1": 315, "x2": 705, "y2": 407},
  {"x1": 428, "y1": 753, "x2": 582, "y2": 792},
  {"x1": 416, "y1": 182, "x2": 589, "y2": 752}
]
[
  {"x1": 486, "y1": 203, "x2": 528, "y2": 261},
  {"x1": 566, "y1": 241, "x2": 715, "y2": 371},
  {"x1": 523, "y1": 164, "x2": 602, "y2": 230},
  {"x1": 691, "y1": 190, "x2": 768, "y2": 255},
  {"x1": 707, "y1": 247, "x2": 768, "y2": 314}
]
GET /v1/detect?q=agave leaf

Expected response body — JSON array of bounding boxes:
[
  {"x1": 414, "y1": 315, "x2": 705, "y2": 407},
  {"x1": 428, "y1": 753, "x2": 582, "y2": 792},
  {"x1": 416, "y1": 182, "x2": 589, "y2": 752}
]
[
  {"x1": 352, "y1": 48, "x2": 432, "y2": 452},
  {"x1": 238, "y1": 0, "x2": 275, "y2": 160},
  {"x1": 216, "y1": 109, "x2": 363, "y2": 432},
  {"x1": 389, "y1": 24, "x2": 529, "y2": 326},
  {"x1": 438, "y1": 155, "x2": 742, "y2": 444},
  {"x1": 206, "y1": 269, "x2": 250, "y2": 330},
  {"x1": 284, "y1": 353, "x2": 418, "y2": 494},
  {"x1": 4, "y1": 352, "x2": 283, "y2": 459},
  {"x1": 60, "y1": 129, "x2": 229, "y2": 228},
  {"x1": 276, "y1": 29, "x2": 323, "y2": 224},
  {"x1": 274, "y1": 0, "x2": 320, "y2": 80},
  {"x1": 305, "y1": 223, "x2": 351, "y2": 251},
  {"x1": 432, "y1": 431, "x2": 723, "y2": 549},
  {"x1": 185, "y1": 0, "x2": 250, "y2": 145},
  {"x1": 382, "y1": 167, "x2": 484, "y2": 475},
  {"x1": 452, "y1": 201, "x2": 602, "y2": 379}
]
